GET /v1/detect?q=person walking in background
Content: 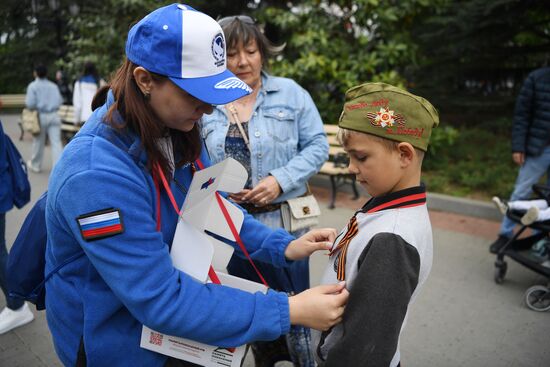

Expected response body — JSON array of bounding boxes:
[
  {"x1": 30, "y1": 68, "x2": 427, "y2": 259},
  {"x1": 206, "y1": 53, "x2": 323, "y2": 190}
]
[
  {"x1": 201, "y1": 15, "x2": 329, "y2": 367},
  {"x1": 25, "y1": 64, "x2": 63, "y2": 173},
  {"x1": 55, "y1": 69, "x2": 72, "y2": 105},
  {"x1": 72, "y1": 61, "x2": 105, "y2": 125},
  {"x1": 0, "y1": 121, "x2": 34, "y2": 334},
  {"x1": 490, "y1": 67, "x2": 550, "y2": 253}
]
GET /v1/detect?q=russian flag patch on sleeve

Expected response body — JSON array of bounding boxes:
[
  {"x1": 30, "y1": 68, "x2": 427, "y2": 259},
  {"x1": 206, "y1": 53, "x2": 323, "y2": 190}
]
[{"x1": 77, "y1": 208, "x2": 124, "y2": 241}]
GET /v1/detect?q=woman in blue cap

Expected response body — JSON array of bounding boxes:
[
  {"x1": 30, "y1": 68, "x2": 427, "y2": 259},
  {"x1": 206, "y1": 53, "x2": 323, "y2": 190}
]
[{"x1": 45, "y1": 4, "x2": 348, "y2": 367}]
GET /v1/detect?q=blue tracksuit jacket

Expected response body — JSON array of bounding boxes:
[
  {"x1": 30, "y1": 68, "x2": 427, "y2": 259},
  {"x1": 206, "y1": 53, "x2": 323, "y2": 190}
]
[
  {"x1": 0, "y1": 121, "x2": 14, "y2": 213},
  {"x1": 45, "y1": 93, "x2": 293, "y2": 366}
]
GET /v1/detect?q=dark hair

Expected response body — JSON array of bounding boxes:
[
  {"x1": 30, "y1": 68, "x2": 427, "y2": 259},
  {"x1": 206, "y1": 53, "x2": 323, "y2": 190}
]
[
  {"x1": 106, "y1": 59, "x2": 201, "y2": 177},
  {"x1": 91, "y1": 85, "x2": 110, "y2": 111},
  {"x1": 34, "y1": 64, "x2": 47, "y2": 78},
  {"x1": 220, "y1": 16, "x2": 284, "y2": 67},
  {"x1": 83, "y1": 61, "x2": 100, "y2": 86}
]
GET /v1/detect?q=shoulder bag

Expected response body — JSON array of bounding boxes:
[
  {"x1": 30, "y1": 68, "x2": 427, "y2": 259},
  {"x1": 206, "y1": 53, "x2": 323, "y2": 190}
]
[
  {"x1": 280, "y1": 186, "x2": 321, "y2": 232},
  {"x1": 21, "y1": 108, "x2": 40, "y2": 135}
]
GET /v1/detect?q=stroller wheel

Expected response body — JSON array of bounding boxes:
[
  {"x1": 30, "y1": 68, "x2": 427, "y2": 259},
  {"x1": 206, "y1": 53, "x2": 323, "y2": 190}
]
[
  {"x1": 494, "y1": 261, "x2": 507, "y2": 284},
  {"x1": 524, "y1": 285, "x2": 550, "y2": 312}
]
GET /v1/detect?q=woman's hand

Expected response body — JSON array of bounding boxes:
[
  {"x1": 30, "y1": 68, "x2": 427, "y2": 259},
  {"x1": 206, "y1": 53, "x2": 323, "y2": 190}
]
[
  {"x1": 243, "y1": 176, "x2": 281, "y2": 206},
  {"x1": 228, "y1": 189, "x2": 251, "y2": 204},
  {"x1": 289, "y1": 282, "x2": 348, "y2": 331},
  {"x1": 284, "y1": 228, "x2": 337, "y2": 260}
]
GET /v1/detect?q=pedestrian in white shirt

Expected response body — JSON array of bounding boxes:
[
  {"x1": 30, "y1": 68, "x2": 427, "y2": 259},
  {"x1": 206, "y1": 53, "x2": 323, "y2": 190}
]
[{"x1": 72, "y1": 62, "x2": 104, "y2": 125}]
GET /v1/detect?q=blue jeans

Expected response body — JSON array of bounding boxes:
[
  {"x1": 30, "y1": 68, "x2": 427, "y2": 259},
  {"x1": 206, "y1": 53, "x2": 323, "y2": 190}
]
[
  {"x1": 227, "y1": 209, "x2": 315, "y2": 367},
  {"x1": 0, "y1": 213, "x2": 24, "y2": 310},
  {"x1": 500, "y1": 146, "x2": 550, "y2": 238}
]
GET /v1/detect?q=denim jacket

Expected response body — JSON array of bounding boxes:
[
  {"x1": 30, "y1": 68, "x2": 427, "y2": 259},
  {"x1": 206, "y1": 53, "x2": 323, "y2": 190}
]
[
  {"x1": 200, "y1": 73, "x2": 328, "y2": 203},
  {"x1": 25, "y1": 78, "x2": 63, "y2": 114}
]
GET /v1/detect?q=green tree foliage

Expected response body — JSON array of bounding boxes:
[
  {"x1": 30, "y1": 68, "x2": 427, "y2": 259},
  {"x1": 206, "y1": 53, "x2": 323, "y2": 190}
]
[
  {"x1": 0, "y1": 0, "x2": 77, "y2": 92},
  {"x1": 58, "y1": 0, "x2": 172, "y2": 82},
  {"x1": 0, "y1": 0, "x2": 250, "y2": 92},
  {"x1": 58, "y1": 0, "x2": 251, "y2": 84},
  {"x1": 409, "y1": 0, "x2": 550, "y2": 126},
  {"x1": 259, "y1": 0, "x2": 444, "y2": 123}
]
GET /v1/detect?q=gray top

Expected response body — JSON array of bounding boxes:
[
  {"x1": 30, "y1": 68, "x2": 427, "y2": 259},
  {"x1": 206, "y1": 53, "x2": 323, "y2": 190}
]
[
  {"x1": 313, "y1": 186, "x2": 433, "y2": 367},
  {"x1": 25, "y1": 77, "x2": 63, "y2": 114}
]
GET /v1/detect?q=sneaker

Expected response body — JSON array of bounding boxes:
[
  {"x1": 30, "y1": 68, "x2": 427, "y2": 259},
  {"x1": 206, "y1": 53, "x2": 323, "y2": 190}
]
[
  {"x1": 0, "y1": 303, "x2": 35, "y2": 334},
  {"x1": 489, "y1": 235, "x2": 510, "y2": 254},
  {"x1": 492, "y1": 196, "x2": 508, "y2": 216},
  {"x1": 26, "y1": 160, "x2": 40, "y2": 173},
  {"x1": 521, "y1": 206, "x2": 540, "y2": 226}
]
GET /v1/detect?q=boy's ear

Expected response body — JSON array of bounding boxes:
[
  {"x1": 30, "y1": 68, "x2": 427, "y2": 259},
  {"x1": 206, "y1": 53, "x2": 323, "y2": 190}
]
[{"x1": 397, "y1": 142, "x2": 415, "y2": 167}]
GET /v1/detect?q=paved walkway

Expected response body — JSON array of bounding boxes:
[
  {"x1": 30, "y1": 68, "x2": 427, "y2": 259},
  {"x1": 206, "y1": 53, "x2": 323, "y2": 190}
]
[{"x1": 0, "y1": 113, "x2": 548, "y2": 366}]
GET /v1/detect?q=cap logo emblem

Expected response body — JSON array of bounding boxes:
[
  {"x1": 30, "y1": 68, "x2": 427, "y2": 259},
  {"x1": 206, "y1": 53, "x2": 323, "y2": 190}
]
[
  {"x1": 214, "y1": 77, "x2": 253, "y2": 93},
  {"x1": 366, "y1": 106, "x2": 405, "y2": 128},
  {"x1": 212, "y1": 33, "x2": 225, "y2": 67}
]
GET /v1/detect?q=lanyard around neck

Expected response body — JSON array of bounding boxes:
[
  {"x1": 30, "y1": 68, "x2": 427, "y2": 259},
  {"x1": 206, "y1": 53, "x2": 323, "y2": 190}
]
[{"x1": 153, "y1": 160, "x2": 268, "y2": 288}]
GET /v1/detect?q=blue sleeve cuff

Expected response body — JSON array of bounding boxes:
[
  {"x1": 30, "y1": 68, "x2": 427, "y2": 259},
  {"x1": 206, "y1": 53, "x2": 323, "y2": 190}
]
[
  {"x1": 274, "y1": 290, "x2": 291, "y2": 335},
  {"x1": 237, "y1": 211, "x2": 295, "y2": 267},
  {"x1": 272, "y1": 228, "x2": 295, "y2": 268}
]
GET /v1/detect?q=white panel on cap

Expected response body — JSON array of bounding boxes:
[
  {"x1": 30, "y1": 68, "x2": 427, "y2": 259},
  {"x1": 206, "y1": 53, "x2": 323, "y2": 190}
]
[
  {"x1": 180, "y1": 10, "x2": 226, "y2": 78},
  {"x1": 177, "y1": 4, "x2": 189, "y2": 10}
]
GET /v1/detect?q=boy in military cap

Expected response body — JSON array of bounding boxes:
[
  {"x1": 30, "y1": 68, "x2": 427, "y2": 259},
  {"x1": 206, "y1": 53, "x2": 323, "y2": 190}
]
[{"x1": 313, "y1": 82, "x2": 439, "y2": 366}]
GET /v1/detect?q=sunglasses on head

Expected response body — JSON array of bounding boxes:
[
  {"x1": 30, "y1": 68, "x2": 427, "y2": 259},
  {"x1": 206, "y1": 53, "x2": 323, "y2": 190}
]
[{"x1": 217, "y1": 15, "x2": 256, "y2": 27}]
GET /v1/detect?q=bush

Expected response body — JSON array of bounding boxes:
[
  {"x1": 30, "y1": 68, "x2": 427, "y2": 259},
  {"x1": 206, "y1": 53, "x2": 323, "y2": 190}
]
[{"x1": 422, "y1": 126, "x2": 517, "y2": 199}]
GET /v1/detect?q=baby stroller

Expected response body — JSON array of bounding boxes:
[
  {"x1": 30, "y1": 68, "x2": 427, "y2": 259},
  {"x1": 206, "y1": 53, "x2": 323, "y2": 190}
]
[{"x1": 494, "y1": 184, "x2": 550, "y2": 312}]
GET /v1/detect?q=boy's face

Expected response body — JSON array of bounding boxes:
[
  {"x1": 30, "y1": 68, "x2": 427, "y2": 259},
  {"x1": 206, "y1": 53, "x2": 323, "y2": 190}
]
[{"x1": 343, "y1": 133, "x2": 404, "y2": 197}]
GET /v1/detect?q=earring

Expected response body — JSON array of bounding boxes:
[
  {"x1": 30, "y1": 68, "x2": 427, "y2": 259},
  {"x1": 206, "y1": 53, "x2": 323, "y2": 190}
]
[{"x1": 144, "y1": 91, "x2": 151, "y2": 101}]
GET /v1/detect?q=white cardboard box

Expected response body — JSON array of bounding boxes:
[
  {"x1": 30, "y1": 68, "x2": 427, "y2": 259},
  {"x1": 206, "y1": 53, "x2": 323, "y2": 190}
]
[{"x1": 140, "y1": 159, "x2": 268, "y2": 366}]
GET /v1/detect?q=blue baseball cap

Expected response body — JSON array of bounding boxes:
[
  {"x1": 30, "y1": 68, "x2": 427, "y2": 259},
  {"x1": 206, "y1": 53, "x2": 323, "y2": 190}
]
[{"x1": 125, "y1": 4, "x2": 252, "y2": 105}]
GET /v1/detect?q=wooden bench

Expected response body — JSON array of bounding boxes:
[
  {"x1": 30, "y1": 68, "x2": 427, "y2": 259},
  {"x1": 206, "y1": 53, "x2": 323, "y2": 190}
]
[
  {"x1": 58, "y1": 105, "x2": 82, "y2": 143},
  {"x1": 0, "y1": 94, "x2": 26, "y2": 109},
  {"x1": 320, "y1": 124, "x2": 359, "y2": 209}
]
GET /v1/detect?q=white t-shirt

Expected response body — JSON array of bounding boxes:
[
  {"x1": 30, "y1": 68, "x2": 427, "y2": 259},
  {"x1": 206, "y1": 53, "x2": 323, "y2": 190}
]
[{"x1": 73, "y1": 78, "x2": 104, "y2": 123}]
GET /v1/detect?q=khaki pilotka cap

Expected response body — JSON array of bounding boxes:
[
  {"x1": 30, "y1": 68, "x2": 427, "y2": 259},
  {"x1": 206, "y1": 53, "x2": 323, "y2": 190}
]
[{"x1": 338, "y1": 82, "x2": 440, "y2": 151}]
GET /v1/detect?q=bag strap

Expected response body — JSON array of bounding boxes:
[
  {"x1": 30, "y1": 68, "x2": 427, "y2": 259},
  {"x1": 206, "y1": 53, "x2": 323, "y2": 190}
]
[
  {"x1": 153, "y1": 159, "x2": 268, "y2": 288},
  {"x1": 226, "y1": 104, "x2": 251, "y2": 152},
  {"x1": 305, "y1": 183, "x2": 313, "y2": 196},
  {"x1": 37, "y1": 252, "x2": 86, "y2": 297}
]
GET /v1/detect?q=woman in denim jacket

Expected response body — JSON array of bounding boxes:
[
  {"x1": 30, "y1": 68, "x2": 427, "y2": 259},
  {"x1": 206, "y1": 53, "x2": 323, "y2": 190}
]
[{"x1": 200, "y1": 15, "x2": 328, "y2": 367}]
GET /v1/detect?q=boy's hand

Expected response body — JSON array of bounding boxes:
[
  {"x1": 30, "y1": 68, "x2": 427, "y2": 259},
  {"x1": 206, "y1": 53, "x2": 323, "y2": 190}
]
[
  {"x1": 289, "y1": 282, "x2": 348, "y2": 331},
  {"x1": 284, "y1": 228, "x2": 337, "y2": 260}
]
